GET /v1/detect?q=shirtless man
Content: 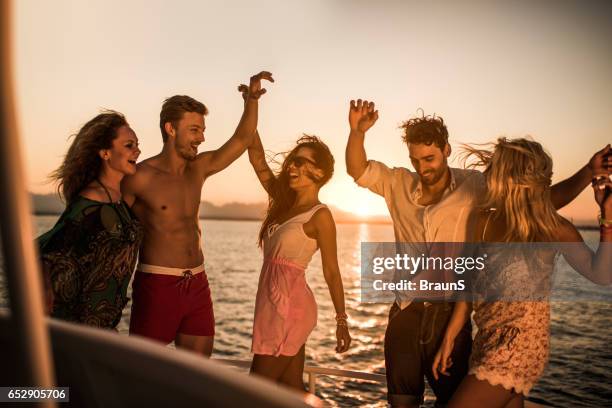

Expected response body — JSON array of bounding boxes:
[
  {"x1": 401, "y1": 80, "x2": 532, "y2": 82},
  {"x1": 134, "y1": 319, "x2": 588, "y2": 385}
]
[{"x1": 122, "y1": 71, "x2": 273, "y2": 356}]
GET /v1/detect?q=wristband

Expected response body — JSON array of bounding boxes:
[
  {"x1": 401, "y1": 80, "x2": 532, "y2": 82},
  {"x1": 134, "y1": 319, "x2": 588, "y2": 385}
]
[
  {"x1": 335, "y1": 312, "x2": 348, "y2": 327},
  {"x1": 598, "y1": 216, "x2": 612, "y2": 227}
]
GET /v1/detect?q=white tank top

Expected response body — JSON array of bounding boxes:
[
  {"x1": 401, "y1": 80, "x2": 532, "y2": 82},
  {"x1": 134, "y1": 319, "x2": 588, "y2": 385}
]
[{"x1": 262, "y1": 204, "x2": 327, "y2": 269}]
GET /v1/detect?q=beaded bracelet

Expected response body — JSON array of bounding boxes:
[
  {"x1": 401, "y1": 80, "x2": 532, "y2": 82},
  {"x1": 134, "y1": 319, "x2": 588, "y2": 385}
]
[
  {"x1": 336, "y1": 319, "x2": 348, "y2": 328},
  {"x1": 335, "y1": 312, "x2": 348, "y2": 327}
]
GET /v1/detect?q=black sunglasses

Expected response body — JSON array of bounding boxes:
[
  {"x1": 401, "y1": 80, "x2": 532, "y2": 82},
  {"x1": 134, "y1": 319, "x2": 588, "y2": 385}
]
[{"x1": 289, "y1": 156, "x2": 317, "y2": 168}]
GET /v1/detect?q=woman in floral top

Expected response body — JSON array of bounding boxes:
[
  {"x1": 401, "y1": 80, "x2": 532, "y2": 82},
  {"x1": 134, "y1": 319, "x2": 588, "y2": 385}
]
[{"x1": 38, "y1": 111, "x2": 143, "y2": 329}]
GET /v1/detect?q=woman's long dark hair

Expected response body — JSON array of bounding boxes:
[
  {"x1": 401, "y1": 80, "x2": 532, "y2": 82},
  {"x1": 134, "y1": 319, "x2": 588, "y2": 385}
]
[
  {"x1": 258, "y1": 135, "x2": 334, "y2": 247},
  {"x1": 50, "y1": 111, "x2": 128, "y2": 204}
]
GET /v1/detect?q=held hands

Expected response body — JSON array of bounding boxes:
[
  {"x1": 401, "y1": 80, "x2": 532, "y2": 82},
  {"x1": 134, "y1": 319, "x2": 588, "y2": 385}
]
[
  {"x1": 240, "y1": 71, "x2": 274, "y2": 101},
  {"x1": 238, "y1": 84, "x2": 249, "y2": 102},
  {"x1": 590, "y1": 144, "x2": 612, "y2": 211},
  {"x1": 592, "y1": 175, "x2": 612, "y2": 211},
  {"x1": 349, "y1": 99, "x2": 379, "y2": 133},
  {"x1": 588, "y1": 144, "x2": 611, "y2": 178},
  {"x1": 432, "y1": 337, "x2": 455, "y2": 381}
]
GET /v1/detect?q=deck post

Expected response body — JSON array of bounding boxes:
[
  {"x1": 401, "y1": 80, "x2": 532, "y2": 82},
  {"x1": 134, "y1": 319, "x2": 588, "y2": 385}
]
[{"x1": 308, "y1": 372, "x2": 316, "y2": 394}]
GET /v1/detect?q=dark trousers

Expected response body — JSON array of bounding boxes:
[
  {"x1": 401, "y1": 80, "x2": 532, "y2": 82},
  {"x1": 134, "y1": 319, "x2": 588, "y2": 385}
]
[{"x1": 384, "y1": 302, "x2": 472, "y2": 407}]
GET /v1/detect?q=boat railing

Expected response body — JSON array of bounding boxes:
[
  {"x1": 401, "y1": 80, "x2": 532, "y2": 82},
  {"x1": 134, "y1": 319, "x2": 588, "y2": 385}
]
[
  {"x1": 214, "y1": 359, "x2": 550, "y2": 407},
  {"x1": 215, "y1": 358, "x2": 387, "y2": 395}
]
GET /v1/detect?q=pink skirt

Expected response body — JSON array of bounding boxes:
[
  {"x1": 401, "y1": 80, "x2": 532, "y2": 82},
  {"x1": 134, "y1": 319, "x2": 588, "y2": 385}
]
[{"x1": 252, "y1": 258, "x2": 317, "y2": 356}]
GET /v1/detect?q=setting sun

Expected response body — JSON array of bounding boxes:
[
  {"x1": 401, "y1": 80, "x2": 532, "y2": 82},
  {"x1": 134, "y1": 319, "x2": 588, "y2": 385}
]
[{"x1": 324, "y1": 185, "x2": 389, "y2": 218}]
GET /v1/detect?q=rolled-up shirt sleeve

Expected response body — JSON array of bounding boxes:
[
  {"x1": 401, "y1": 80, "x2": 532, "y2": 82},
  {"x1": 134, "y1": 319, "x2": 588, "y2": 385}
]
[{"x1": 355, "y1": 160, "x2": 395, "y2": 198}]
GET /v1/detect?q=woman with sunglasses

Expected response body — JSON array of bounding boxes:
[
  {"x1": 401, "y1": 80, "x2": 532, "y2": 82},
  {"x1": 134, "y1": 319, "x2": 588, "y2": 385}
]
[{"x1": 242, "y1": 105, "x2": 351, "y2": 390}]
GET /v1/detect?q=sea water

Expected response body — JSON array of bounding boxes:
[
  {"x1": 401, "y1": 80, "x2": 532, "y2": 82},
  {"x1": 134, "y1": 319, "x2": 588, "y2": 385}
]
[{"x1": 0, "y1": 216, "x2": 609, "y2": 407}]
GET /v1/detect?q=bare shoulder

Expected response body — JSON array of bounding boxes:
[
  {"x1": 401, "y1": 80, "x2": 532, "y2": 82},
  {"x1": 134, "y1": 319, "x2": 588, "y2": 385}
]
[
  {"x1": 195, "y1": 150, "x2": 214, "y2": 162},
  {"x1": 555, "y1": 216, "x2": 583, "y2": 242},
  {"x1": 122, "y1": 158, "x2": 159, "y2": 191},
  {"x1": 79, "y1": 184, "x2": 108, "y2": 202},
  {"x1": 192, "y1": 150, "x2": 215, "y2": 175},
  {"x1": 137, "y1": 156, "x2": 164, "y2": 173},
  {"x1": 121, "y1": 159, "x2": 163, "y2": 208},
  {"x1": 311, "y1": 206, "x2": 335, "y2": 228}
]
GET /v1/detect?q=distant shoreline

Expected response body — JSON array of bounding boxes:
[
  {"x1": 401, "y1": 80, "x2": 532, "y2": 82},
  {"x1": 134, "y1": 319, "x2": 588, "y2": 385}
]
[
  {"x1": 33, "y1": 212, "x2": 392, "y2": 225},
  {"x1": 32, "y1": 212, "x2": 599, "y2": 229}
]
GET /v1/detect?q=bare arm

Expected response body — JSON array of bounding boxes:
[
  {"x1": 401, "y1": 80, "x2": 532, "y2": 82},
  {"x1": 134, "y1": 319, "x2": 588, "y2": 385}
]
[
  {"x1": 120, "y1": 170, "x2": 143, "y2": 207},
  {"x1": 550, "y1": 144, "x2": 611, "y2": 209},
  {"x1": 558, "y1": 177, "x2": 612, "y2": 285},
  {"x1": 314, "y1": 208, "x2": 352, "y2": 353},
  {"x1": 198, "y1": 71, "x2": 274, "y2": 178},
  {"x1": 247, "y1": 131, "x2": 275, "y2": 195},
  {"x1": 432, "y1": 301, "x2": 472, "y2": 380},
  {"x1": 346, "y1": 99, "x2": 379, "y2": 181},
  {"x1": 237, "y1": 85, "x2": 276, "y2": 195},
  {"x1": 432, "y1": 209, "x2": 487, "y2": 379}
]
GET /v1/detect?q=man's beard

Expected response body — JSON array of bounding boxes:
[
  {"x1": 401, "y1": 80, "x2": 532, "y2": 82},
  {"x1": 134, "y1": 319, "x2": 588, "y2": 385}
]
[
  {"x1": 419, "y1": 167, "x2": 446, "y2": 185},
  {"x1": 177, "y1": 144, "x2": 197, "y2": 161}
]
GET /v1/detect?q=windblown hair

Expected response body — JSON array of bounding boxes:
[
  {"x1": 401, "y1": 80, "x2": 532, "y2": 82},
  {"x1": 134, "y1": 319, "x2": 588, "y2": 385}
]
[
  {"x1": 400, "y1": 110, "x2": 448, "y2": 149},
  {"x1": 461, "y1": 137, "x2": 562, "y2": 242},
  {"x1": 159, "y1": 95, "x2": 208, "y2": 142},
  {"x1": 258, "y1": 135, "x2": 334, "y2": 247},
  {"x1": 50, "y1": 111, "x2": 128, "y2": 204}
]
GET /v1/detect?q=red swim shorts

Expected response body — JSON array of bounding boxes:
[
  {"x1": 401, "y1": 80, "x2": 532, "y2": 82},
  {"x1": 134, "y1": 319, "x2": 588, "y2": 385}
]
[{"x1": 129, "y1": 269, "x2": 215, "y2": 343}]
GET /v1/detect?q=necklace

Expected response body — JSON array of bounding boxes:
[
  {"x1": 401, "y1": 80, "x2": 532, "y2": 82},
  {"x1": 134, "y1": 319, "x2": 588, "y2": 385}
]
[{"x1": 96, "y1": 179, "x2": 122, "y2": 204}]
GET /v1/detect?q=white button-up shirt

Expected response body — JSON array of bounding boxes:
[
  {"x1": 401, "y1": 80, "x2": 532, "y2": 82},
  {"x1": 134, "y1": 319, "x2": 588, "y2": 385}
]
[{"x1": 356, "y1": 160, "x2": 486, "y2": 307}]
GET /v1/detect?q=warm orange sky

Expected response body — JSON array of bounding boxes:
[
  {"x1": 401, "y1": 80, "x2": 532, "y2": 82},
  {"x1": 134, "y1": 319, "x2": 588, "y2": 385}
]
[{"x1": 14, "y1": 1, "x2": 612, "y2": 220}]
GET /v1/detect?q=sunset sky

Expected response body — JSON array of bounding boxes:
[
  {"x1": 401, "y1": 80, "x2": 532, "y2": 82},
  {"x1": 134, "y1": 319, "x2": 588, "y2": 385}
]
[{"x1": 13, "y1": 0, "x2": 612, "y2": 220}]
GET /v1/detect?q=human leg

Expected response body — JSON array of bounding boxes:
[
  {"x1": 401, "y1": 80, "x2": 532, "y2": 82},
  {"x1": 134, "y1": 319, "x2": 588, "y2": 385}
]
[
  {"x1": 504, "y1": 394, "x2": 524, "y2": 408},
  {"x1": 279, "y1": 345, "x2": 306, "y2": 391},
  {"x1": 176, "y1": 271, "x2": 215, "y2": 356},
  {"x1": 251, "y1": 353, "x2": 294, "y2": 382},
  {"x1": 385, "y1": 302, "x2": 426, "y2": 408},
  {"x1": 424, "y1": 303, "x2": 472, "y2": 405},
  {"x1": 175, "y1": 333, "x2": 214, "y2": 356},
  {"x1": 129, "y1": 272, "x2": 181, "y2": 344},
  {"x1": 448, "y1": 375, "x2": 522, "y2": 408}
]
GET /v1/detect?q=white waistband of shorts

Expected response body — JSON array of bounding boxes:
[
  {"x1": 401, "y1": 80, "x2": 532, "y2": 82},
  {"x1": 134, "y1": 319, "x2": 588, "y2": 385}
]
[{"x1": 137, "y1": 262, "x2": 205, "y2": 276}]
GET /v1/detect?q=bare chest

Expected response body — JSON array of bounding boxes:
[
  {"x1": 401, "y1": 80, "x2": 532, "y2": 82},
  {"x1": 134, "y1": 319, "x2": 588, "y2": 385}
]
[{"x1": 137, "y1": 172, "x2": 204, "y2": 218}]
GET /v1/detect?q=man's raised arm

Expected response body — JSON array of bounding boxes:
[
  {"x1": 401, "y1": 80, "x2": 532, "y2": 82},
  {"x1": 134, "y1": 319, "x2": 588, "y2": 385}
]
[
  {"x1": 198, "y1": 71, "x2": 274, "y2": 178},
  {"x1": 551, "y1": 144, "x2": 611, "y2": 209},
  {"x1": 346, "y1": 99, "x2": 379, "y2": 181}
]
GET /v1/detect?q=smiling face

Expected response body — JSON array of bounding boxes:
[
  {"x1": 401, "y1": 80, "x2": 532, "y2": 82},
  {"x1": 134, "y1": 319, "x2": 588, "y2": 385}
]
[
  {"x1": 286, "y1": 147, "x2": 324, "y2": 190},
  {"x1": 103, "y1": 125, "x2": 140, "y2": 175},
  {"x1": 408, "y1": 142, "x2": 450, "y2": 186},
  {"x1": 170, "y1": 111, "x2": 205, "y2": 160}
]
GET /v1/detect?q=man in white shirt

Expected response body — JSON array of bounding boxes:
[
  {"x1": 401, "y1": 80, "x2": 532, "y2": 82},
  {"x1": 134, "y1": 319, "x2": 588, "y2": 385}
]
[{"x1": 345, "y1": 99, "x2": 610, "y2": 407}]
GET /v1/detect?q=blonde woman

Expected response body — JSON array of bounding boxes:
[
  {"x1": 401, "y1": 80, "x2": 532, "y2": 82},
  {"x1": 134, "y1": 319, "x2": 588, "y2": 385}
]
[{"x1": 432, "y1": 138, "x2": 611, "y2": 408}]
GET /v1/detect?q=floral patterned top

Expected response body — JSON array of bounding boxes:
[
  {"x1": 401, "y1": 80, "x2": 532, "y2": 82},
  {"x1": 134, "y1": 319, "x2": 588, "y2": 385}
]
[{"x1": 38, "y1": 196, "x2": 143, "y2": 329}]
